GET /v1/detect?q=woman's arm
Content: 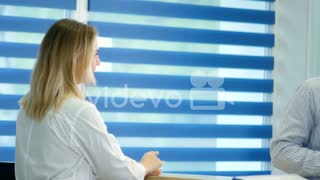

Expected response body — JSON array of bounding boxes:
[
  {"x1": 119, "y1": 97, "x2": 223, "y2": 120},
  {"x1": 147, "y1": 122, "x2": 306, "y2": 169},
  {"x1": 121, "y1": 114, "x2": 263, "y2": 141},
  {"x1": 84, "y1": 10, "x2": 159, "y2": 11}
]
[{"x1": 72, "y1": 102, "x2": 162, "y2": 180}]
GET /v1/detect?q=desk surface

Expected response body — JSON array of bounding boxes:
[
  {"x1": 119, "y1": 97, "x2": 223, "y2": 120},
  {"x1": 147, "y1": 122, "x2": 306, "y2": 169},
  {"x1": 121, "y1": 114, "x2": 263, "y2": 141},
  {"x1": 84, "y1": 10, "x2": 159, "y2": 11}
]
[
  {"x1": 145, "y1": 173, "x2": 307, "y2": 180},
  {"x1": 146, "y1": 173, "x2": 229, "y2": 180}
]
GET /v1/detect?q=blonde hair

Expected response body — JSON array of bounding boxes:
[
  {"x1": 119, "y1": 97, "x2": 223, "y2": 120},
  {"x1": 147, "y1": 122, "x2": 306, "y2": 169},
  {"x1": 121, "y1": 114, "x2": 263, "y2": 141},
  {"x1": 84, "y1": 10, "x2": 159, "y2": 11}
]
[{"x1": 20, "y1": 19, "x2": 97, "y2": 120}]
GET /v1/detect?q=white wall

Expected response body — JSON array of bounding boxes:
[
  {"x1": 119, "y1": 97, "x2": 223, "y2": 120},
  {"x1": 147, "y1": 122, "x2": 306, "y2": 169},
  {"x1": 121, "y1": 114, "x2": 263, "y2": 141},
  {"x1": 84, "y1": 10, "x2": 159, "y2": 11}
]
[
  {"x1": 272, "y1": 0, "x2": 320, "y2": 127},
  {"x1": 307, "y1": 0, "x2": 320, "y2": 78}
]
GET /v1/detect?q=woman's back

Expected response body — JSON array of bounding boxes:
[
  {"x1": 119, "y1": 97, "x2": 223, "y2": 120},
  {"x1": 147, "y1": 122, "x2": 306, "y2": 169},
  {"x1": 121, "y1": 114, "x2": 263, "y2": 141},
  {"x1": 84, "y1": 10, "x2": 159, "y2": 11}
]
[{"x1": 15, "y1": 98, "x2": 96, "y2": 180}]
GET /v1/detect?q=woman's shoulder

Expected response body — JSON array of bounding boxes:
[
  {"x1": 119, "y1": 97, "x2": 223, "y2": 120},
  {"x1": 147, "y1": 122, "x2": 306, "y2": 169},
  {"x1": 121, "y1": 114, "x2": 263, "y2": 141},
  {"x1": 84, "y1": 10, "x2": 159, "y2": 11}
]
[
  {"x1": 59, "y1": 97, "x2": 97, "y2": 116},
  {"x1": 59, "y1": 98, "x2": 104, "y2": 128}
]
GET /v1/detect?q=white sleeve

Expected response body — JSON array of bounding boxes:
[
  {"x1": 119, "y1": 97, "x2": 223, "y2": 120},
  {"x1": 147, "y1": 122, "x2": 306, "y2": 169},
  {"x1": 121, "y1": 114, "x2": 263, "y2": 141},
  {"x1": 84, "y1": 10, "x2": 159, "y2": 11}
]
[{"x1": 72, "y1": 103, "x2": 145, "y2": 180}]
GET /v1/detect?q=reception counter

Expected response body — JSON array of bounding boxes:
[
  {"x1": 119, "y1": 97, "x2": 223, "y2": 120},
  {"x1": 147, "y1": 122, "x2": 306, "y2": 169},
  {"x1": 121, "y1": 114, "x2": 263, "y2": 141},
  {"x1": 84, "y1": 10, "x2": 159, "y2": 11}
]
[
  {"x1": 0, "y1": 162, "x2": 307, "y2": 180},
  {"x1": 145, "y1": 173, "x2": 307, "y2": 180},
  {"x1": 145, "y1": 173, "x2": 229, "y2": 180}
]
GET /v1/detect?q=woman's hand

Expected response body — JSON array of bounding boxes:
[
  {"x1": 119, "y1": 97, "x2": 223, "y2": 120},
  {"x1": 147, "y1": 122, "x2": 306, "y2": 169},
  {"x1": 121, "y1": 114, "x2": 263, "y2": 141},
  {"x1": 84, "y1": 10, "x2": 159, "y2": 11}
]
[
  {"x1": 148, "y1": 169, "x2": 162, "y2": 176},
  {"x1": 140, "y1": 151, "x2": 164, "y2": 176}
]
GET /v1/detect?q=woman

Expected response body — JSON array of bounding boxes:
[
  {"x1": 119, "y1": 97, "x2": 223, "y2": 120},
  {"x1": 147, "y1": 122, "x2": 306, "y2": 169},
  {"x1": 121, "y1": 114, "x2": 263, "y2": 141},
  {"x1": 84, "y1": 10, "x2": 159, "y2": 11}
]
[{"x1": 15, "y1": 19, "x2": 163, "y2": 180}]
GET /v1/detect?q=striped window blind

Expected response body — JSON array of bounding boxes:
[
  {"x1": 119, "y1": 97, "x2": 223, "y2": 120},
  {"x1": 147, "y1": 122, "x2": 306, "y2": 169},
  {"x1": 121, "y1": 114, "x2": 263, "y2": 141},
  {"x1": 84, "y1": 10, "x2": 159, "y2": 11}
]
[
  {"x1": 0, "y1": 0, "x2": 274, "y2": 177},
  {"x1": 88, "y1": 0, "x2": 274, "y2": 176},
  {"x1": 0, "y1": 0, "x2": 76, "y2": 161}
]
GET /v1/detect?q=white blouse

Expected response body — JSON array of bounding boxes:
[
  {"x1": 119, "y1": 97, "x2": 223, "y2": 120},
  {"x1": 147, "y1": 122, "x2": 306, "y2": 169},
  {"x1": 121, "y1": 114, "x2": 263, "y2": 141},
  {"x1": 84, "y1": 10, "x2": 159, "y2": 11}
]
[{"x1": 15, "y1": 97, "x2": 145, "y2": 180}]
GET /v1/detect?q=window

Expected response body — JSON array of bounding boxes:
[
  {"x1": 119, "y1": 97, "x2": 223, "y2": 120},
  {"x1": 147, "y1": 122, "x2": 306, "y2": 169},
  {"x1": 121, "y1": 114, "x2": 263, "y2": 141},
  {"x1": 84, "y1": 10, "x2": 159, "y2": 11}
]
[
  {"x1": 87, "y1": 0, "x2": 274, "y2": 175},
  {"x1": 0, "y1": 0, "x2": 274, "y2": 176},
  {"x1": 0, "y1": 0, "x2": 75, "y2": 160}
]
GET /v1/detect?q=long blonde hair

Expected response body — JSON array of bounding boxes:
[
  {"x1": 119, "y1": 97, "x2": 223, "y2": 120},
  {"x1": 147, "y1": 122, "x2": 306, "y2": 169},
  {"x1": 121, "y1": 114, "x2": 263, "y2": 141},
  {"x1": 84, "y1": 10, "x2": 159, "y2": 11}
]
[{"x1": 20, "y1": 19, "x2": 97, "y2": 120}]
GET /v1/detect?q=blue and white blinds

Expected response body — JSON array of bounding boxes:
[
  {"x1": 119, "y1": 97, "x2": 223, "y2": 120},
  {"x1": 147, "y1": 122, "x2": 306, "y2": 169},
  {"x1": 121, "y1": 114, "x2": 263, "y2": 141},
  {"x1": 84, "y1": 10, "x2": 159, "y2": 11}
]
[
  {"x1": 0, "y1": 0, "x2": 274, "y2": 176},
  {"x1": 0, "y1": 0, "x2": 76, "y2": 163}
]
